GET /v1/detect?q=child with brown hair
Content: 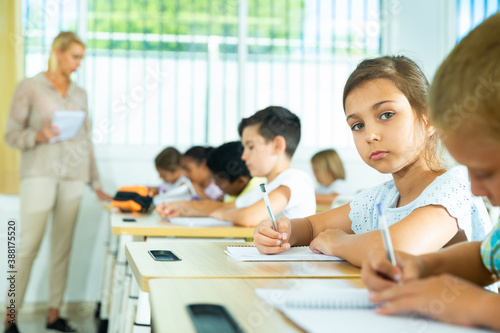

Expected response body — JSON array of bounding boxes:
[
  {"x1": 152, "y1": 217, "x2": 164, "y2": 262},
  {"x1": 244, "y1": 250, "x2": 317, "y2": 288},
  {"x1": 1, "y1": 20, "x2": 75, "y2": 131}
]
[
  {"x1": 151, "y1": 146, "x2": 191, "y2": 204},
  {"x1": 362, "y1": 13, "x2": 500, "y2": 330},
  {"x1": 253, "y1": 56, "x2": 491, "y2": 267}
]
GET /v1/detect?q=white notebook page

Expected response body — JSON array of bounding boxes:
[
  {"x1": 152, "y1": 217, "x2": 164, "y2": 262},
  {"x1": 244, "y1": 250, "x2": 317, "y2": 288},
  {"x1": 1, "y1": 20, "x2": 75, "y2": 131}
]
[
  {"x1": 255, "y1": 288, "x2": 491, "y2": 333},
  {"x1": 225, "y1": 246, "x2": 344, "y2": 261}
]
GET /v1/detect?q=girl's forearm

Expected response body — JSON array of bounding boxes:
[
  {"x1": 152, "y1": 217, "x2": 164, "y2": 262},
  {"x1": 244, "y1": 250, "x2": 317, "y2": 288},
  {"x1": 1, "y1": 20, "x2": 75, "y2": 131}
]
[
  {"x1": 420, "y1": 242, "x2": 497, "y2": 285},
  {"x1": 471, "y1": 291, "x2": 500, "y2": 330},
  {"x1": 289, "y1": 218, "x2": 314, "y2": 246},
  {"x1": 331, "y1": 232, "x2": 383, "y2": 267}
]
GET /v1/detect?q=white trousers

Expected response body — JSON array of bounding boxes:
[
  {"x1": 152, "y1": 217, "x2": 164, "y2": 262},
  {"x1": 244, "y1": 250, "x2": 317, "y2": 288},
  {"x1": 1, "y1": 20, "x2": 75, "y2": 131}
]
[{"x1": 10, "y1": 177, "x2": 85, "y2": 309}]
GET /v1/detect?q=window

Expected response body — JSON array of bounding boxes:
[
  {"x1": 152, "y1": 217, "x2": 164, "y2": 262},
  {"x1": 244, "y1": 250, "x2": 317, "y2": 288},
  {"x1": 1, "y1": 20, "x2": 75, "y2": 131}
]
[
  {"x1": 22, "y1": 0, "x2": 381, "y2": 148},
  {"x1": 457, "y1": 0, "x2": 500, "y2": 40}
]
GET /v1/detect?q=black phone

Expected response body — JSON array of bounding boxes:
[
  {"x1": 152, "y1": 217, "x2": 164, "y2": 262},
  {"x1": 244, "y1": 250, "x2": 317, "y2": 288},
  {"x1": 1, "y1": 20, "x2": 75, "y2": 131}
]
[
  {"x1": 122, "y1": 218, "x2": 136, "y2": 222},
  {"x1": 186, "y1": 304, "x2": 244, "y2": 333},
  {"x1": 148, "y1": 250, "x2": 181, "y2": 261}
]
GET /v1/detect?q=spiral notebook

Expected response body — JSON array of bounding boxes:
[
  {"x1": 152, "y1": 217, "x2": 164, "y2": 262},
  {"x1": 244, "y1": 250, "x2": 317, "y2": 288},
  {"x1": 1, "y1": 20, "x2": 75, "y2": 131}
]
[
  {"x1": 256, "y1": 289, "x2": 490, "y2": 333},
  {"x1": 225, "y1": 246, "x2": 343, "y2": 261}
]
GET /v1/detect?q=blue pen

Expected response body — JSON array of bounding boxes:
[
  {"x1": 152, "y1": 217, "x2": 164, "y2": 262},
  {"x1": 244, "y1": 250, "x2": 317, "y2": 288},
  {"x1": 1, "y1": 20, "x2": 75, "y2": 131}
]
[
  {"x1": 376, "y1": 203, "x2": 397, "y2": 266},
  {"x1": 186, "y1": 179, "x2": 200, "y2": 201}
]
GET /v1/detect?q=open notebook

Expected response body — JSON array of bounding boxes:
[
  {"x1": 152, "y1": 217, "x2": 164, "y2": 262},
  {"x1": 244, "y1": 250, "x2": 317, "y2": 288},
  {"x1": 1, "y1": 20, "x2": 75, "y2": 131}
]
[
  {"x1": 225, "y1": 246, "x2": 343, "y2": 261},
  {"x1": 256, "y1": 289, "x2": 491, "y2": 333},
  {"x1": 167, "y1": 217, "x2": 233, "y2": 227}
]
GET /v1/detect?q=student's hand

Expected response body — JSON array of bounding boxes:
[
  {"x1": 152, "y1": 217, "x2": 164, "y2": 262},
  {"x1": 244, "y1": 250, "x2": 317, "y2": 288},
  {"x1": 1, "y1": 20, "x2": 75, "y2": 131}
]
[
  {"x1": 149, "y1": 187, "x2": 159, "y2": 196},
  {"x1": 35, "y1": 124, "x2": 60, "y2": 143},
  {"x1": 370, "y1": 274, "x2": 496, "y2": 328},
  {"x1": 253, "y1": 217, "x2": 291, "y2": 254},
  {"x1": 309, "y1": 229, "x2": 347, "y2": 256},
  {"x1": 361, "y1": 249, "x2": 423, "y2": 292},
  {"x1": 95, "y1": 189, "x2": 113, "y2": 202},
  {"x1": 155, "y1": 202, "x2": 182, "y2": 219}
]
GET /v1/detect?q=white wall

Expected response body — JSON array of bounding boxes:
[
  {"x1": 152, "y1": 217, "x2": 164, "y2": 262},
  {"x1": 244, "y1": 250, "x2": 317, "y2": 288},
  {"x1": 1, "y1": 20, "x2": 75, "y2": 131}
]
[{"x1": 0, "y1": 0, "x2": 459, "y2": 305}]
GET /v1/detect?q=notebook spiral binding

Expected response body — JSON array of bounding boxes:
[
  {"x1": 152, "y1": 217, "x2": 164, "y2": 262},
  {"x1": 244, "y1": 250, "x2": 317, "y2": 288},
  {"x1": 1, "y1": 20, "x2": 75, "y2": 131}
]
[{"x1": 284, "y1": 294, "x2": 376, "y2": 310}]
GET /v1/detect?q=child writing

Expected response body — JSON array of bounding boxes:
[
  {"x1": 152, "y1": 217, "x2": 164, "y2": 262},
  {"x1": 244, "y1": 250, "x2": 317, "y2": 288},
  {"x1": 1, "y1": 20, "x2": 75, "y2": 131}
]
[
  {"x1": 361, "y1": 13, "x2": 500, "y2": 330},
  {"x1": 157, "y1": 106, "x2": 317, "y2": 227},
  {"x1": 150, "y1": 146, "x2": 191, "y2": 205},
  {"x1": 181, "y1": 146, "x2": 224, "y2": 201},
  {"x1": 155, "y1": 141, "x2": 265, "y2": 217},
  {"x1": 311, "y1": 149, "x2": 352, "y2": 207},
  {"x1": 207, "y1": 141, "x2": 266, "y2": 203},
  {"x1": 253, "y1": 56, "x2": 492, "y2": 267}
]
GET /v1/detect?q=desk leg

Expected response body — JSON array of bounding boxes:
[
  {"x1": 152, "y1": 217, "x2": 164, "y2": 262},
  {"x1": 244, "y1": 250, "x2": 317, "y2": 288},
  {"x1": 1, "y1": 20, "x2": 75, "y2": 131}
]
[
  {"x1": 98, "y1": 231, "x2": 118, "y2": 332},
  {"x1": 108, "y1": 234, "x2": 133, "y2": 333},
  {"x1": 133, "y1": 291, "x2": 151, "y2": 333},
  {"x1": 122, "y1": 275, "x2": 140, "y2": 333},
  {"x1": 119, "y1": 266, "x2": 134, "y2": 333}
]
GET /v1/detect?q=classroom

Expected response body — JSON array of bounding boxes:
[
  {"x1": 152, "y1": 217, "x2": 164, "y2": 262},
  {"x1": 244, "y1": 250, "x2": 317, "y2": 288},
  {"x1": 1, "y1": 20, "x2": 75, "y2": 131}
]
[{"x1": 1, "y1": 0, "x2": 500, "y2": 332}]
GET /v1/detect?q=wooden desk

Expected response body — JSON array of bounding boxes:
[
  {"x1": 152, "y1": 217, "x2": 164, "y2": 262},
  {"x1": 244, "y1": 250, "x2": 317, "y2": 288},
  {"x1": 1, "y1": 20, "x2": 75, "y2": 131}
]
[
  {"x1": 149, "y1": 278, "x2": 365, "y2": 333},
  {"x1": 105, "y1": 211, "x2": 254, "y2": 333},
  {"x1": 111, "y1": 211, "x2": 255, "y2": 239},
  {"x1": 126, "y1": 241, "x2": 361, "y2": 292}
]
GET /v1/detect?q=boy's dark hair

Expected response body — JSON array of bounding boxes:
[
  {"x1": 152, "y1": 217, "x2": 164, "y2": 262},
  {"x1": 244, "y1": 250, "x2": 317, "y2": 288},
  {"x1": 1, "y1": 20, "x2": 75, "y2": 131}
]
[
  {"x1": 237, "y1": 106, "x2": 301, "y2": 158},
  {"x1": 183, "y1": 146, "x2": 214, "y2": 165},
  {"x1": 155, "y1": 147, "x2": 182, "y2": 172},
  {"x1": 206, "y1": 141, "x2": 251, "y2": 183}
]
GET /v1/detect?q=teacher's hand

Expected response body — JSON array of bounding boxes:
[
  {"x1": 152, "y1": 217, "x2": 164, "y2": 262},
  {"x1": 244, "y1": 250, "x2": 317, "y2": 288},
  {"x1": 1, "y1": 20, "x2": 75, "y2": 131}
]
[
  {"x1": 95, "y1": 189, "x2": 113, "y2": 202},
  {"x1": 35, "y1": 124, "x2": 60, "y2": 143}
]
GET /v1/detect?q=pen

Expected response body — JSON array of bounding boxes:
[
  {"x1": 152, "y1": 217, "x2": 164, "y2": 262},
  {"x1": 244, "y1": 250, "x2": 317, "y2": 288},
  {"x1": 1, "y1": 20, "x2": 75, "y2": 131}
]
[
  {"x1": 159, "y1": 185, "x2": 167, "y2": 209},
  {"x1": 376, "y1": 203, "x2": 397, "y2": 266},
  {"x1": 186, "y1": 179, "x2": 200, "y2": 201},
  {"x1": 259, "y1": 183, "x2": 278, "y2": 233}
]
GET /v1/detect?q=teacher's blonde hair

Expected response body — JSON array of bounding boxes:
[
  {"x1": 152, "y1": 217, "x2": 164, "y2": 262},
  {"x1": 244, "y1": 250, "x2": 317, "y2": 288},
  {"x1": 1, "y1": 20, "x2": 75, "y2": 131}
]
[{"x1": 48, "y1": 31, "x2": 85, "y2": 73}]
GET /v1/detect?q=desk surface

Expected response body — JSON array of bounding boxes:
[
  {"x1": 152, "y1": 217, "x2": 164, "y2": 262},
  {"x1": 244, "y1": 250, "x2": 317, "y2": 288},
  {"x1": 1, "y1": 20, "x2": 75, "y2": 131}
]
[
  {"x1": 149, "y1": 278, "x2": 365, "y2": 333},
  {"x1": 111, "y1": 211, "x2": 255, "y2": 238},
  {"x1": 126, "y1": 241, "x2": 361, "y2": 291}
]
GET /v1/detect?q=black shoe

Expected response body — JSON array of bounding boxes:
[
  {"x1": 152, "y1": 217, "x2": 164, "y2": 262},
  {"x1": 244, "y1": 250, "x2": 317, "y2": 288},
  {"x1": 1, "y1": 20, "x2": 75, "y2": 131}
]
[
  {"x1": 46, "y1": 318, "x2": 76, "y2": 332},
  {"x1": 4, "y1": 323, "x2": 20, "y2": 333}
]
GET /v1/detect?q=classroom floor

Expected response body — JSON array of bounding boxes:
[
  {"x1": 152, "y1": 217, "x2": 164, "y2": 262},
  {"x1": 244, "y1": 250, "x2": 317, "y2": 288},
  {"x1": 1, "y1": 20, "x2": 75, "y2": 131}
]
[{"x1": 11, "y1": 303, "x2": 98, "y2": 333}]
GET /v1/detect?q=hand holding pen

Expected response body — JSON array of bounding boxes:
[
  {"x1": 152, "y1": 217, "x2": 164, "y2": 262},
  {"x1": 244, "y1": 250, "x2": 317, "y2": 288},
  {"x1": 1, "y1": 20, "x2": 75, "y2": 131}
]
[{"x1": 253, "y1": 183, "x2": 291, "y2": 254}]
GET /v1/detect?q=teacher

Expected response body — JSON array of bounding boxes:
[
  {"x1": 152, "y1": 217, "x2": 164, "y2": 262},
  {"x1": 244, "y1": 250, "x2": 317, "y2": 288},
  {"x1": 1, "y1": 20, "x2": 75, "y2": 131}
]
[{"x1": 4, "y1": 31, "x2": 111, "y2": 333}]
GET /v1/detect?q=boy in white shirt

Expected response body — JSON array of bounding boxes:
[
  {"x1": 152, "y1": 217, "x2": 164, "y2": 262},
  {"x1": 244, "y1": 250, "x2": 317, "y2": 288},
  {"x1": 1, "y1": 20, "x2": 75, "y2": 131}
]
[
  {"x1": 157, "y1": 106, "x2": 316, "y2": 227},
  {"x1": 211, "y1": 106, "x2": 316, "y2": 225}
]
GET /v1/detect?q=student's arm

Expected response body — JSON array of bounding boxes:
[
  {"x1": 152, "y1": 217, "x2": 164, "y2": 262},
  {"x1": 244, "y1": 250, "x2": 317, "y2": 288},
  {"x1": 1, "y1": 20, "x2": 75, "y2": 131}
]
[
  {"x1": 253, "y1": 203, "x2": 353, "y2": 254},
  {"x1": 209, "y1": 185, "x2": 290, "y2": 227},
  {"x1": 149, "y1": 187, "x2": 160, "y2": 196},
  {"x1": 362, "y1": 242, "x2": 496, "y2": 293},
  {"x1": 310, "y1": 204, "x2": 459, "y2": 267},
  {"x1": 417, "y1": 241, "x2": 496, "y2": 284},
  {"x1": 371, "y1": 274, "x2": 500, "y2": 330},
  {"x1": 156, "y1": 200, "x2": 234, "y2": 219},
  {"x1": 365, "y1": 244, "x2": 500, "y2": 330},
  {"x1": 315, "y1": 193, "x2": 339, "y2": 207},
  {"x1": 192, "y1": 182, "x2": 210, "y2": 200}
]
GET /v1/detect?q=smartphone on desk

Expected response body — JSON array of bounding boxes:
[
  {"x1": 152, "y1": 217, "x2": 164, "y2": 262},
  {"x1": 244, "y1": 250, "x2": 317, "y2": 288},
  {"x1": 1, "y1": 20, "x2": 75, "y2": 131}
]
[
  {"x1": 148, "y1": 250, "x2": 181, "y2": 261},
  {"x1": 122, "y1": 218, "x2": 136, "y2": 222},
  {"x1": 187, "y1": 304, "x2": 243, "y2": 333}
]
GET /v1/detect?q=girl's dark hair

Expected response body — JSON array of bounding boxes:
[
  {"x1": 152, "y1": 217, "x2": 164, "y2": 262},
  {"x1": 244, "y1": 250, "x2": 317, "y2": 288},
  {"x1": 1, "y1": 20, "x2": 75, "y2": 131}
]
[
  {"x1": 183, "y1": 146, "x2": 214, "y2": 165},
  {"x1": 343, "y1": 55, "x2": 444, "y2": 172},
  {"x1": 207, "y1": 141, "x2": 250, "y2": 183}
]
